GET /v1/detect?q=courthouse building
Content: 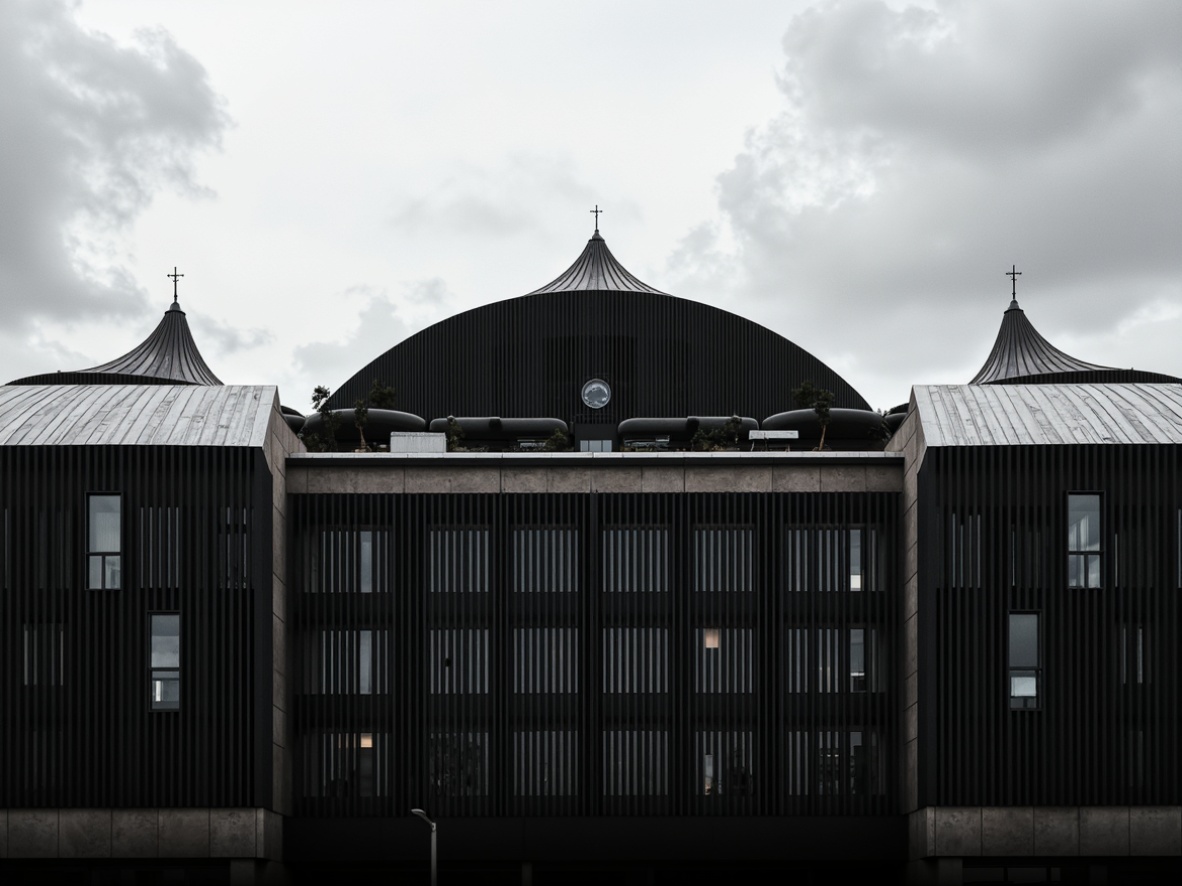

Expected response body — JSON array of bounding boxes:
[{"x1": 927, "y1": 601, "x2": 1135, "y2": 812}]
[{"x1": 1, "y1": 228, "x2": 1180, "y2": 884}]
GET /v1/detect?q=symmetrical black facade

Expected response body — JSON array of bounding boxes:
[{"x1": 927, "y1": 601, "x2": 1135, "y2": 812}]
[{"x1": 2, "y1": 237, "x2": 1181, "y2": 885}]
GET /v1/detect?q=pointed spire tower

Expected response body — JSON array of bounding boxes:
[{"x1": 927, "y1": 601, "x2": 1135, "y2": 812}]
[
  {"x1": 969, "y1": 298, "x2": 1114, "y2": 384},
  {"x1": 527, "y1": 208, "x2": 666, "y2": 295},
  {"x1": 970, "y1": 266, "x2": 1179, "y2": 385},
  {"x1": 7, "y1": 269, "x2": 223, "y2": 386}
]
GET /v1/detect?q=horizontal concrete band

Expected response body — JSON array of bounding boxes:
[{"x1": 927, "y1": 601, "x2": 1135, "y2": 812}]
[
  {"x1": 909, "y1": 806, "x2": 1182, "y2": 860},
  {"x1": 0, "y1": 808, "x2": 281, "y2": 861},
  {"x1": 287, "y1": 463, "x2": 904, "y2": 495}
]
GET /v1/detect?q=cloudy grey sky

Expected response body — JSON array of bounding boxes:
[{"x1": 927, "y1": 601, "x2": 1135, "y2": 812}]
[{"x1": 2, "y1": 0, "x2": 1179, "y2": 412}]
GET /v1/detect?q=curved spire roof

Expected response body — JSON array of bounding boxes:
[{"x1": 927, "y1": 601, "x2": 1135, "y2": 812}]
[
  {"x1": 527, "y1": 229, "x2": 667, "y2": 295},
  {"x1": 77, "y1": 300, "x2": 223, "y2": 385},
  {"x1": 970, "y1": 298, "x2": 1113, "y2": 384}
]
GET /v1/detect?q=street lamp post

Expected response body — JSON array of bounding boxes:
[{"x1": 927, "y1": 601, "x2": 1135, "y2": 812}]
[{"x1": 410, "y1": 808, "x2": 437, "y2": 886}]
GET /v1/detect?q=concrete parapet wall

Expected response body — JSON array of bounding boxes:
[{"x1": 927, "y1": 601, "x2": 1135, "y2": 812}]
[
  {"x1": 287, "y1": 454, "x2": 904, "y2": 496},
  {"x1": 0, "y1": 808, "x2": 282, "y2": 860},
  {"x1": 908, "y1": 806, "x2": 1182, "y2": 859}
]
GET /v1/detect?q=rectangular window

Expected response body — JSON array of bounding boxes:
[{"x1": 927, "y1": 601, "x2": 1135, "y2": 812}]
[
  {"x1": 603, "y1": 730, "x2": 668, "y2": 796},
  {"x1": 817, "y1": 627, "x2": 840, "y2": 693},
  {"x1": 430, "y1": 629, "x2": 489, "y2": 694},
  {"x1": 513, "y1": 628, "x2": 579, "y2": 693},
  {"x1": 429, "y1": 731, "x2": 489, "y2": 796},
  {"x1": 693, "y1": 527, "x2": 754, "y2": 593},
  {"x1": 307, "y1": 629, "x2": 389, "y2": 695},
  {"x1": 949, "y1": 512, "x2": 982, "y2": 588},
  {"x1": 314, "y1": 530, "x2": 387, "y2": 593},
  {"x1": 23, "y1": 623, "x2": 65, "y2": 686},
  {"x1": 695, "y1": 731, "x2": 754, "y2": 796},
  {"x1": 850, "y1": 731, "x2": 884, "y2": 796},
  {"x1": 514, "y1": 731, "x2": 578, "y2": 796},
  {"x1": 514, "y1": 528, "x2": 579, "y2": 593},
  {"x1": 88, "y1": 494, "x2": 121, "y2": 589},
  {"x1": 308, "y1": 732, "x2": 382, "y2": 798},
  {"x1": 694, "y1": 628, "x2": 753, "y2": 693},
  {"x1": 1067, "y1": 494, "x2": 1102, "y2": 588},
  {"x1": 150, "y1": 613, "x2": 180, "y2": 710},
  {"x1": 602, "y1": 628, "x2": 668, "y2": 693},
  {"x1": 428, "y1": 528, "x2": 489, "y2": 593},
  {"x1": 1009, "y1": 612, "x2": 1040, "y2": 710},
  {"x1": 785, "y1": 527, "x2": 874, "y2": 592},
  {"x1": 786, "y1": 628, "x2": 809, "y2": 693},
  {"x1": 139, "y1": 506, "x2": 180, "y2": 589},
  {"x1": 602, "y1": 528, "x2": 668, "y2": 592},
  {"x1": 850, "y1": 627, "x2": 886, "y2": 693}
]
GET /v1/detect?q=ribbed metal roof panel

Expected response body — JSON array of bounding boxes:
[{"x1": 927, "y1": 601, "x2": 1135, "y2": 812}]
[
  {"x1": 969, "y1": 300, "x2": 1113, "y2": 384},
  {"x1": 527, "y1": 231, "x2": 667, "y2": 294},
  {"x1": 76, "y1": 302, "x2": 223, "y2": 385},
  {"x1": 0, "y1": 385, "x2": 276, "y2": 447},
  {"x1": 913, "y1": 383, "x2": 1182, "y2": 447}
]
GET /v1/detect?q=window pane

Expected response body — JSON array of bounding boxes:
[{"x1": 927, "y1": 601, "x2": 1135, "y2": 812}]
[
  {"x1": 151, "y1": 614, "x2": 181, "y2": 668},
  {"x1": 850, "y1": 530, "x2": 862, "y2": 591},
  {"x1": 152, "y1": 671, "x2": 180, "y2": 710},
  {"x1": 850, "y1": 629, "x2": 866, "y2": 692},
  {"x1": 358, "y1": 630, "x2": 373, "y2": 694},
  {"x1": 89, "y1": 495, "x2": 121, "y2": 551},
  {"x1": 359, "y1": 531, "x2": 373, "y2": 594},
  {"x1": 1068, "y1": 494, "x2": 1101, "y2": 551},
  {"x1": 1009, "y1": 614, "x2": 1038, "y2": 668},
  {"x1": 88, "y1": 556, "x2": 103, "y2": 590},
  {"x1": 104, "y1": 555, "x2": 121, "y2": 590}
]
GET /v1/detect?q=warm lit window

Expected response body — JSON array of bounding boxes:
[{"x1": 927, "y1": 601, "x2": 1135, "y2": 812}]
[
  {"x1": 1067, "y1": 494, "x2": 1102, "y2": 588},
  {"x1": 150, "y1": 613, "x2": 180, "y2": 710},
  {"x1": 88, "y1": 494, "x2": 121, "y2": 589},
  {"x1": 1009, "y1": 612, "x2": 1040, "y2": 709}
]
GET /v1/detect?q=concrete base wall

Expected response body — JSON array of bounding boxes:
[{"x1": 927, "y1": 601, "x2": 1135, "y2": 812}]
[
  {"x1": 0, "y1": 808, "x2": 282, "y2": 861},
  {"x1": 908, "y1": 806, "x2": 1182, "y2": 860}
]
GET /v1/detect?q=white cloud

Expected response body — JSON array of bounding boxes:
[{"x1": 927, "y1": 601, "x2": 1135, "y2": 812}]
[
  {"x1": 0, "y1": 0, "x2": 227, "y2": 383},
  {"x1": 669, "y1": 0, "x2": 1182, "y2": 409}
]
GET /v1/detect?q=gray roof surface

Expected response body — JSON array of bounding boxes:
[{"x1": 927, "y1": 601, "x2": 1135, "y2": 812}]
[
  {"x1": 913, "y1": 383, "x2": 1182, "y2": 447},
  {"x1": 0, "y1": 385, "x2": 277, "y2": 447},
  {"x1": 969, "y1": 299, "x2": 1113, "y2": 383},
  {"x1": 527, "y1": 230, "x2": 667, "y2": 295}
]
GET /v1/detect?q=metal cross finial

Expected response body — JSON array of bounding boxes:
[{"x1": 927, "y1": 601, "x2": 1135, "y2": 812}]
[
  {"x1": 1006, "y1": 264, "x2": 1022, "y2": 298},
  {"x1": 590, "y1": 204, "x2": 603, "y2": 232},
  {"x1": 167, "y1": 267, "x2": 184, "y2": 303}
]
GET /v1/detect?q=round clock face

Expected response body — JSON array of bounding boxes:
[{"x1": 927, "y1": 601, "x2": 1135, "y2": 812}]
[{"x1": 581, "y1": 378, "x2": 611, "y2": 409}]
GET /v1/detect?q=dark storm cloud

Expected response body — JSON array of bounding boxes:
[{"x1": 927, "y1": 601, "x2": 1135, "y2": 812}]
[
  {"x1": 0, "y1": 1, "x2": 227, "y2": 352},
  {"x1": 670, "y1": 0, "x2": 1182, "y2": 405}
]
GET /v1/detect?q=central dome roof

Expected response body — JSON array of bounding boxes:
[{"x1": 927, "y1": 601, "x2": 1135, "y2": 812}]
[{"x1": 326, "y1": 228, "x2": 870, "y2": 419}]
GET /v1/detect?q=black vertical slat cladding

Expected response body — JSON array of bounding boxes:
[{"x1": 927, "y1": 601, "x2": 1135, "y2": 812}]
[
  {"x1": 287, "y1": 488, "x2": 898, "y2": 820},
  {"x1": 922, "y1": 443, "x2": 1181, "y2": 807},
  {"x1": 0, "y1": 444, "x2": 260, "y2": 809},
  {"x1": 324, "y1": 290, "x2": 871, "y2": 420}
]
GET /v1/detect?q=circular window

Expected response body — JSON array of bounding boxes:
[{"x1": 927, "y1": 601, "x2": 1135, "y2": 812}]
[{"x1": 581, "y1": 378, "x2": 611, "y2": 409}]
